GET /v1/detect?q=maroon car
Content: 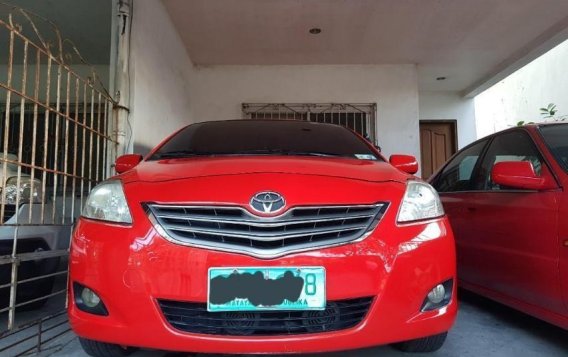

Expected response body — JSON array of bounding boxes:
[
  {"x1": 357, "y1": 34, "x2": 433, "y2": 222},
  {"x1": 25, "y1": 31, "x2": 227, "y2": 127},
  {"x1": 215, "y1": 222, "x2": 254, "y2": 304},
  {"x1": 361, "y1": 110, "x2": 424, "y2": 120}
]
[{"x1": 430, "y1": 122, "x2": 568, "y2": 329}]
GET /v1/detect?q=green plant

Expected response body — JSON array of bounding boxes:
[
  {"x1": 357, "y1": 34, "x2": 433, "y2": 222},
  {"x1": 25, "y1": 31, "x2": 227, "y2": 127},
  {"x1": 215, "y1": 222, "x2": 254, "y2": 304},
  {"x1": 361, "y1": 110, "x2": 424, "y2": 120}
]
[
  {"x1": 539, "y1": 103, "x2": 566, "y2": 121},
  {"x1": 539, "y1": 103, "x2": 558, "y2": 118},
  {"x1": 516, "y1": 120, "x2": 534, "y2": 126},
  {"x1": 514, "y1": 103, "x2": 566, "y2": 127}
]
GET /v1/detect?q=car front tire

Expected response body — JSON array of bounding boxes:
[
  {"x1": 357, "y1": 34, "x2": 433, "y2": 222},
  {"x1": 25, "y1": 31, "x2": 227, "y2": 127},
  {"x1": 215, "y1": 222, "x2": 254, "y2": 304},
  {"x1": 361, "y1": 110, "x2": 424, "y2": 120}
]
[
  {"x1": 392, "y1": 332, "x2": 447, "y2": 352},
  {"x1": 79, "y1": 337, "x2": 137, "y2": 357}
]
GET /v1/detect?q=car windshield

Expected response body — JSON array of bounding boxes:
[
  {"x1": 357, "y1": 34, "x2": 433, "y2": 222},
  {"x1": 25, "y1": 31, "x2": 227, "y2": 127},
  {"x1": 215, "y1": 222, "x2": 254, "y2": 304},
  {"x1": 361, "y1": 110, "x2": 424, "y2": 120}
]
[
  {"x1": 539, "y1": 124, "x2": 568, "y2": 173},
  {"x1": 149, "y1": 120, "x2": 380, "y2": 161}
]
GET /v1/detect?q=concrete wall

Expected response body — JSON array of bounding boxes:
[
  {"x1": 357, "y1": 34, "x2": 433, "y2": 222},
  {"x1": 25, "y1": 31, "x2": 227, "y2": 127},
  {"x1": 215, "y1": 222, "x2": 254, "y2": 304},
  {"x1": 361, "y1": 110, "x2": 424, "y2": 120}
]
[
  {"x1": 189, "y1": 64, "x2": 420, "y2": 161},
  {"x1": 129, "y1": 0, "x2": 195, "y2": 154},
  {"x1": 419, "y1": 91, "x2": 477, "y2": 148},
  {"x1": 475, "y1": 39, "x2": 568, "y2": 139}
]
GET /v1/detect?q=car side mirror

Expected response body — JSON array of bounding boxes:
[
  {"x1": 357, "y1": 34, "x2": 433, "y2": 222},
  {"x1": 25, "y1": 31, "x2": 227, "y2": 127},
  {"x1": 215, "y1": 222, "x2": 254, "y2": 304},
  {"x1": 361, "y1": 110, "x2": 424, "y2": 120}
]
[
  {"x1": 491, "y1": 161, "x2": 555, "y2": 190},
  {"x1": 115, "y1": 154, "x2": 143, "y2": 174},
  {"x1": 389, "y1": 154, "x2": 418, "y2": 174}
]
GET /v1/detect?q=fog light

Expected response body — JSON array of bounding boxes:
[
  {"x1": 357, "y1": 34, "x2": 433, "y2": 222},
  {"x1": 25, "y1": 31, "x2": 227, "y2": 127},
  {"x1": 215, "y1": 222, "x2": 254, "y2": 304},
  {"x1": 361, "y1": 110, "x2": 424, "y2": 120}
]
[
  {"x1": 427, "y1": 284, "x2": 446, "y2": 304},
  {"x1": 73, "y1": 282, "x2": 108, "y2": 316},
  {"x1": 81, "y1": 287, "x2": 101, "y2": 308},
  {"x1": 421, "y1": 279, "x2": 453, "y2": 312}
]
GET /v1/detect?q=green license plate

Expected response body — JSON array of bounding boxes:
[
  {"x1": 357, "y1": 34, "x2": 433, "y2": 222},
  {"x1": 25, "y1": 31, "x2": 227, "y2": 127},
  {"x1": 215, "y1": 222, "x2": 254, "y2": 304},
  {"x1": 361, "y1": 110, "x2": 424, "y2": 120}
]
[{"x1": 208, "y1": 267, "x2": 326, "y2": 312}]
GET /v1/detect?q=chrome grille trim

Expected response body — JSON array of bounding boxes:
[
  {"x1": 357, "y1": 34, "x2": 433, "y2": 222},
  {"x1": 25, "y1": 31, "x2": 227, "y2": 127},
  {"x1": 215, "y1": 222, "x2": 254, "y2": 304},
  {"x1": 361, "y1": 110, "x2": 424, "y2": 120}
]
[
  {"x1": 146, "y1": 203, "x2": 388, "y2": 258},
  {"x1": 151, "y1": 212, "x2": 376, "y2": 227}
]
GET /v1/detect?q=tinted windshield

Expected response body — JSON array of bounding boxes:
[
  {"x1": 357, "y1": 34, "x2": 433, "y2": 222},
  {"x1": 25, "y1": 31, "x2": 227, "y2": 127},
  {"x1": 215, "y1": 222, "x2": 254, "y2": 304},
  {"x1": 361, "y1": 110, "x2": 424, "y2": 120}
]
[
  {"x1": 539, "y1": 124, "x2": 568, "y2": 172},
  {"x1": 149, "y1": 120, "x2": 380, "y2": 161}
]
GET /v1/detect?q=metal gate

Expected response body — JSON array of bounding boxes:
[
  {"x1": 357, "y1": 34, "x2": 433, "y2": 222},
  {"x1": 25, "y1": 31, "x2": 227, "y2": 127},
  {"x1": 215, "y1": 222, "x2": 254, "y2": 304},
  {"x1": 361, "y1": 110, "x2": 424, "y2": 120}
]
[
  {"x1": 0, "y1": 5, "x2": 118, "y2": 355},
  {"x1": 242, "y1": 103, "x2": 377, "y2": 144}
]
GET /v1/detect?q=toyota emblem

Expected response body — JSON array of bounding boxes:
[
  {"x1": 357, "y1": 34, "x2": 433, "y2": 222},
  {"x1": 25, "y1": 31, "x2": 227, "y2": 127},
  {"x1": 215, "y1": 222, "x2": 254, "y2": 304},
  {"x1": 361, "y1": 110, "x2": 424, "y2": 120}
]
[{"x1": 250, "y1": 191, "x2": 286, "y2": 214}]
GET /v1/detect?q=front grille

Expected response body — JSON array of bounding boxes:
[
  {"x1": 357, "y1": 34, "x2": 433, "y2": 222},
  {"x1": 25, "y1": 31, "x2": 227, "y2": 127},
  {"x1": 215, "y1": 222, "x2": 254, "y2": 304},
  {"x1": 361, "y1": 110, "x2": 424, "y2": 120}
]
[
  {"x1": 147, "y1": 203, "x2": 388, "y2": 258},
  {"x1": 158, "y1": 297, "x2": 373, "y2": 336}
]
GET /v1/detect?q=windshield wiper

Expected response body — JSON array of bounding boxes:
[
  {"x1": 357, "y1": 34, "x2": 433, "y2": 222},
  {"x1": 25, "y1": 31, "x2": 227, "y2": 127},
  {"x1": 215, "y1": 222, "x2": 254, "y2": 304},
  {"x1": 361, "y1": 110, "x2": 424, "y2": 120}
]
[
  {"x1": 152, "y1": 149, "x2": 345, "y2": 160},
  {"x1": 152, "y1": 150, "x2": 219, "y2": 159}
]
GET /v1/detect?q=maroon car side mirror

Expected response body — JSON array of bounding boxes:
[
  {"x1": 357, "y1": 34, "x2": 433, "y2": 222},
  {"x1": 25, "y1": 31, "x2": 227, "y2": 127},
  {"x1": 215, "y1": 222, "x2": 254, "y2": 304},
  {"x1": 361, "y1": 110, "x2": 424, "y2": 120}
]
[
  {"x1": 115, "y1": 154, "x2": 143, "y2": 174},
  {"x1": 491, "y1": 161, "x2": 555, "y2": 190},
  {"x1": 389, "y1": 155, "x2": 419, "y2": 174}
]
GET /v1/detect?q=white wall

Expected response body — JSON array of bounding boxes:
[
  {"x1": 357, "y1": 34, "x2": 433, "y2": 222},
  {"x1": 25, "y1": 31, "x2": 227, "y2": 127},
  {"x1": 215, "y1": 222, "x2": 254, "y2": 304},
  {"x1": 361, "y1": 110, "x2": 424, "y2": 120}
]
[
  {"x1": 189, "y1": 64, "x2": 420, "y2": 161},
  {"x1": 129, "y1": 0, "x2": 195, "y2": 154},
  {"x1": 475, "y1": 39, "x2": 568, "y2": 139},
  {"x1": 418, "y1": 91, "x2": 477, "y2": 148}
]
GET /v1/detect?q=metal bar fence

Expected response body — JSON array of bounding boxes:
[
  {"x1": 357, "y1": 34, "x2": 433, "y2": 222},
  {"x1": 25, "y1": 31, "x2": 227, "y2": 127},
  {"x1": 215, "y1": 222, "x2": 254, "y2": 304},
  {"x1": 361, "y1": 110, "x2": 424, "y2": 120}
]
[{"x1": 0, "y1": 4, "x2": 118, "y2": 355}]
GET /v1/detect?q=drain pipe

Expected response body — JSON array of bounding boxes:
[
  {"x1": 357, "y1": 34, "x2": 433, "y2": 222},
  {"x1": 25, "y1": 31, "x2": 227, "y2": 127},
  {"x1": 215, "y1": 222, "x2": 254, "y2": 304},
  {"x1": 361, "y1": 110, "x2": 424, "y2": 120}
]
[{"x1": 112, "y1": 0, "x2": 132, "y2": 156}]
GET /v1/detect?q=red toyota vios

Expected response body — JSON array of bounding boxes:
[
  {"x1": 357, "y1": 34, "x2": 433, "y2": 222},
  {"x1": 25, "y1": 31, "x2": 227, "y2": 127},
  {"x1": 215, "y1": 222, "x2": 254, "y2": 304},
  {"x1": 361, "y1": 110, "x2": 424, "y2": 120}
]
[
  {"x1": 69, "y1": 120, "x2": 457, "y2": 356},
  {"x1": 430, "y1": 123, "x2": 568, "y2": 329}
]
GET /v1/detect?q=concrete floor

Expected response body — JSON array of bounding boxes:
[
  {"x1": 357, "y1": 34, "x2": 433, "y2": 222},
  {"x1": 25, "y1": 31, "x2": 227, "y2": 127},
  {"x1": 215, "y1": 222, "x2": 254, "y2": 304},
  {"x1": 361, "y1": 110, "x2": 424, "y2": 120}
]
[{"x1": 48, "y1": 290, "x2": 567, "y2": 357}]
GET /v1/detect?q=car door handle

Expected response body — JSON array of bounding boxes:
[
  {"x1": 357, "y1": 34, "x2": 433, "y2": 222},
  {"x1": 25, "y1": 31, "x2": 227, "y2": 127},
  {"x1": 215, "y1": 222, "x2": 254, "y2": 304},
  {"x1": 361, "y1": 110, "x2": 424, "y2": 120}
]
[{"x1": 466, "y1": 207, "x2": 476, "y2": 212}]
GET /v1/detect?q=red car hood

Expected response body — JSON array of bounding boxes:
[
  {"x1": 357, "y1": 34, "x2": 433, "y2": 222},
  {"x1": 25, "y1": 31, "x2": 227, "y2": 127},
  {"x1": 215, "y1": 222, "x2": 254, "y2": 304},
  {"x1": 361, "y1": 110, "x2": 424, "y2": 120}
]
[{"x1": 120, "y1": 156, "x2": 409, "y2": 184}]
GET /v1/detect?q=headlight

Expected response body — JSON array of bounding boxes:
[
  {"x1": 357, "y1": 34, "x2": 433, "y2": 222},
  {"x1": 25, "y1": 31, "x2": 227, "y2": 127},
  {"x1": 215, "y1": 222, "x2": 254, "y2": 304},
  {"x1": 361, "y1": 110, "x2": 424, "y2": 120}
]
[
  {"x1": 2, "y1": 177, "x2": 42, "y2": 205},
  {"x1": 82, "y1": 180, "x2": 132, "y2": 224},
  {"x1": 397, "y1": 181, "x2": 444, "y2": 223}
]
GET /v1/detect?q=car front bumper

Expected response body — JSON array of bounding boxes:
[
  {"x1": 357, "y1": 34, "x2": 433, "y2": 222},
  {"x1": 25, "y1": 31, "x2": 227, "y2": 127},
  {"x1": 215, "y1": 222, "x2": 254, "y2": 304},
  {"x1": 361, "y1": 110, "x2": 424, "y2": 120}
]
[{"x1": 68, "y1": 216, "x2": 457, "y2": 354}]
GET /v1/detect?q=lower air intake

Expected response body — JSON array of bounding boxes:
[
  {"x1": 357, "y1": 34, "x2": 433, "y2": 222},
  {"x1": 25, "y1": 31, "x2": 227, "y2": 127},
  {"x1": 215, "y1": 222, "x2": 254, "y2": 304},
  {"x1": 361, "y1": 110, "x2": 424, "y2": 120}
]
[{"x1": 158, "y1": 297, "x2": 373, "y2": 336}]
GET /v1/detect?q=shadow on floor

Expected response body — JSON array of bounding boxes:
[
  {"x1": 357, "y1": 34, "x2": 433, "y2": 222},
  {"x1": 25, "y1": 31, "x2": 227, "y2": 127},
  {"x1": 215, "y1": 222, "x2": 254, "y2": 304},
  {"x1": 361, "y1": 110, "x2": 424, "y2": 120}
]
[{"x1": 458, "y1": 288, "x2": 568, "y2": 350}]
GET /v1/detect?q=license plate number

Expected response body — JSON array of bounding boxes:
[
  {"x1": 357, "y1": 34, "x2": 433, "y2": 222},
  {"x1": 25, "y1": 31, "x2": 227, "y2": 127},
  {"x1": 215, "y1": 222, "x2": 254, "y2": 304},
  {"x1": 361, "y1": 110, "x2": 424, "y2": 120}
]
[{"x1": 207, "y1": 267, "x2": 326, "y2": 312}]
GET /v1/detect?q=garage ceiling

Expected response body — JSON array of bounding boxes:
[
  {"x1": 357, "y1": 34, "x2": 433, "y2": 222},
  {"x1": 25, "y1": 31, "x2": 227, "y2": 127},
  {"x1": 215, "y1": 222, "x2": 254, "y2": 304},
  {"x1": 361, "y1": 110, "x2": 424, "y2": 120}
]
[{"x1": 162, "y1": 0, "x2": 568, "y2": 95}]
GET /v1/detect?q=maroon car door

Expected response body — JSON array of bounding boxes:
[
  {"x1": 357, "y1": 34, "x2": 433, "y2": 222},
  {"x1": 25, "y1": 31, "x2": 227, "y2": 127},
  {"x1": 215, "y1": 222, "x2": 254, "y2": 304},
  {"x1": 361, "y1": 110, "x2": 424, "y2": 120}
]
[
  {"x1": 560, "y1": 188, "x2": 568, "y2": 313},
  {"x1": 538, "y1": 124, "x2": 568, "y2": 313},
  {"x1": 431, "y1": 139, "x2": 490, "y2": 286},
  {"x1": 463, "y1": 130, "x2": 563, "y2": 314}
]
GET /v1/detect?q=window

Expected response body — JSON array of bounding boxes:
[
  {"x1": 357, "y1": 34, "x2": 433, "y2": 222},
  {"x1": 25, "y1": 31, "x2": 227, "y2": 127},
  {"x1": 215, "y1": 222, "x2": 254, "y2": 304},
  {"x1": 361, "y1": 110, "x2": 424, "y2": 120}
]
[
  {"x1": 476, "y1": 130, "x2": 543, "y2": 191},
  {"x1": 149, "y1": 120, "x2": 380, "y2": 161},
  {"x1": 242, "y1": 103, "x2": 377, "y2": 144},
  {"x1": 539, "y1": 124, "x2": 568, "y2": 173},
  {"x1": 432, "y1": 139, "x2": 488, "y2": 192}
]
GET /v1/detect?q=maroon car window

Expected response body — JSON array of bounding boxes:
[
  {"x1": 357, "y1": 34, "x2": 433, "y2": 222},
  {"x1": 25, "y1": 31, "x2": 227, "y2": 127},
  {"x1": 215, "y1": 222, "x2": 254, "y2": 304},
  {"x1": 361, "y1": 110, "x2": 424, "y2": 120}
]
[
  {"x1": 539, "y1": 124, "x2": 568, "y2": 173},
  {"x1": 476, "y1": 130, "x2": 543, "y2": 191},
  {"x1": 149, "y1": 120, "x2": 381, "y2": 161},
  {"x1": 433, "y1": 139, "x2": 488, "y2": 193}
]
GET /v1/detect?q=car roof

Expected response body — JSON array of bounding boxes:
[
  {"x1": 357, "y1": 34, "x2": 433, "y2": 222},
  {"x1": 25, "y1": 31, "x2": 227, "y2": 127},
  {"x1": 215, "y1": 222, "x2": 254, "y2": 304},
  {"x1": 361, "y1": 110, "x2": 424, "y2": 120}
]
[
  {"x1": 533, "y1": 121, "x2": 568, "y2": 128},
  {"x1": 475, "y1": 121, "x2": 568, "y2": 143}
]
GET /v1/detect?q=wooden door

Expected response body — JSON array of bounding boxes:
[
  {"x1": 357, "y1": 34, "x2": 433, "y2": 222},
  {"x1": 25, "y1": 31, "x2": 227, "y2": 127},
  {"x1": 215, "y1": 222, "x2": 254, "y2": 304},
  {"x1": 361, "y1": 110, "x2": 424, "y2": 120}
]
[{"x1": 420, "y1": 121, "x2": 457, "y2": 179}]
